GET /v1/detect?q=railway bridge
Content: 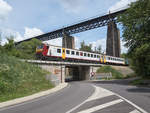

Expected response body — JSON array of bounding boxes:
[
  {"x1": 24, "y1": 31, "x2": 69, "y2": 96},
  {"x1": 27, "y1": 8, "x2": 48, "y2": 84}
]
[
  {"x1": 17, "y1": 7, "x2": 127, "y2": 57},
  {"x1": 25, "y1": 60, "x2": 104, "y2": 85}
]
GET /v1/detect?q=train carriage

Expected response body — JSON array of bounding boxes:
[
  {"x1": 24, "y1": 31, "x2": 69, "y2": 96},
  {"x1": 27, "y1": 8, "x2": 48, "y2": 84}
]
[{"x1": 36, "y1": 43, "x2": 127, "y2": 65}]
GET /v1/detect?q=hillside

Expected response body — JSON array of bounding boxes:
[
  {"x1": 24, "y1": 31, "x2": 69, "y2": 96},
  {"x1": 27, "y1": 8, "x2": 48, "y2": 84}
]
[
  {"x1": 0, "y1": 53, "x2": 53, "y2": 102},
  {"x1": 111, "y1": 66, "x2": 134, "y2": 76}
]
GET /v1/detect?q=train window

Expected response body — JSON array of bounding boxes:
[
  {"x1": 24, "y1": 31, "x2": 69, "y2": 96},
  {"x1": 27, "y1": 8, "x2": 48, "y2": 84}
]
[
  {"x1": 76, "y1": 52, "x2": 79, "y2": 56},
  {"x1": 94, "y1": 55, "x2": 96, "y2": 58},
  {"x1": 71, "y1": 51, "x2": 75, "y2": 55},
  {"x1": 84, "y1": 53, "x2": 87, "y2": 56},
  {"x1": 88, "y1": 54, "x2": 90, "y2": 57},
  {"x1": 97, "y1": 55, "x2": 100, "y2": 58},
  {"x1": 57, "y1": 49, "x2": 61, "y2": 53},
  {"x1": 80, "y1": 52, "x2": 83, "y2": 56},
  {"x1": 91, "y1": 54, "x2": 93, "y2": 57},
  {"x1": 66, "y1": 50, "x2": 70, "y2": 54}
]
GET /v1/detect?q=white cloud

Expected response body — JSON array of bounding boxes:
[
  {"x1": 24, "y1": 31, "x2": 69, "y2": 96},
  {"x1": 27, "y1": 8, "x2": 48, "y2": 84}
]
[
  {"x1": 24, "y1": 27, "x2": 43, "y2": 39},
  {"x1": 57, "y1": 0, "x2": 86, "y2": 14},
  {"x1": 89, "y1": 38, "x2": 106, "y2": 53},
  {"x1": 0, "y1": 0, "x2": 12, "y2": 21},
  {"x1": 89, "y1": 38, "x2": 128, "y2": 54},
  {"x1": 44, "y1": 38, "x2": 62, "y2": 46},
  {"x1": 0, "y1": 27, "x2": 44, "y2": 44},
  {"x1": 108, "y1": 0, "x2": 137, "y2": 13}
]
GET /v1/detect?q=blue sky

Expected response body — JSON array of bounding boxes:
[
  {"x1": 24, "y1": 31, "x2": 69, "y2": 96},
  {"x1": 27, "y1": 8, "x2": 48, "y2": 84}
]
[{"x1": 0, "y1": 0, "x2": 136, "y2": 53}]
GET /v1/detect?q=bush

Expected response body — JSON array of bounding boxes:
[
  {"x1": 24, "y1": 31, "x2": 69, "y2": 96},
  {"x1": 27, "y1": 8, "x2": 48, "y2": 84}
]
[{"x1": 96, "y1": 66, "x2": 123, "y2": 79}]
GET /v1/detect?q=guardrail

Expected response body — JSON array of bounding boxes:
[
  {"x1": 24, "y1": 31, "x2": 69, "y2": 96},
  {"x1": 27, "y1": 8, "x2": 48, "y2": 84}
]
[{"x1": 95, "y1": 73, "x2": 112, "y2": 79}]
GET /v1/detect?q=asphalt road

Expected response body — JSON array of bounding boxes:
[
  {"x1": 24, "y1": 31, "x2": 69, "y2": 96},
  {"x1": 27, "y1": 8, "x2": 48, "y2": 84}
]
[
  {"x1": 92, "y1": 79, "x2": 150, "y2": 113},
  {"x1": 0, "y1": 82, "x2": 94, "y2": 113},
  {"x1": 0, "y1": 80, "x2": 150, "y2": 113}
]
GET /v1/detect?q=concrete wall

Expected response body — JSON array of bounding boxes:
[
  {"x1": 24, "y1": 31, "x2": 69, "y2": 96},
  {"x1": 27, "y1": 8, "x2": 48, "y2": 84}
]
[
  {"x1": 36, "y1": 63, "x2": 101, "y2": 84},
  {"x1": 39, "y1": 64, "x2": 65, "y2": 85}
]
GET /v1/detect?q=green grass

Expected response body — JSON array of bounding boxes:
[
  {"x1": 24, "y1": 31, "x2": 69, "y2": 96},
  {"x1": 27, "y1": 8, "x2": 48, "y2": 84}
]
[
  {"x1": 130, "y1": 77, "x2": 150, "y2": 86},
  {"x1": 96, "y1": 66, "x2": 124, "y2": 79},
  {"x1": 0, "y1": 53, "x2": 54, "y2": 102}
]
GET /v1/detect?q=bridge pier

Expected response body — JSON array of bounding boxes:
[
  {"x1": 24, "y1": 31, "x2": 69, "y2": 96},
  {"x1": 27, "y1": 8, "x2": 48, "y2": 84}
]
[
  {"x1": 62, "y1": 33, "x2": 75, "y2": 49},
  {"x1": 106, "y1": 21, "x2": 121, "y2": 57}
]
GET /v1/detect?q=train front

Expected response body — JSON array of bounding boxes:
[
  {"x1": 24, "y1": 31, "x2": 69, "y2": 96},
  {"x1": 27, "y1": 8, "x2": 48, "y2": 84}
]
[{"x1": 36, "y1": 43, "x2": 49, "y2": 60}]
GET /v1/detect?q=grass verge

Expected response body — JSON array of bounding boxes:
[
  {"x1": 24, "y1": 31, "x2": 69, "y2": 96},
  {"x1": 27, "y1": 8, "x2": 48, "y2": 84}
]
[
  {"x1": 130, "y1": 77, "x2": 150, "y2": 86},
  {"x1": 96, "y1": 66, "x2": 124, "y2": 79},
  {"x1": 0, "y1": 53, "x2": 54, "y2": 102}
]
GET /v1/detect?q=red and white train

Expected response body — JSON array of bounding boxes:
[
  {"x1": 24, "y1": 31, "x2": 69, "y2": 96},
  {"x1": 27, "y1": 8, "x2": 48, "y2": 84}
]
[{"x1": 36, "y1": 43, "x2": 127, "y2": 65}]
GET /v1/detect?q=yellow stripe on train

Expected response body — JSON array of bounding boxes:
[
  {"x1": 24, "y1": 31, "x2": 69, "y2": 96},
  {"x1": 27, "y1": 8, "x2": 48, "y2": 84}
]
[{"x1": 62, "y1": 48, "x2": 66, "y2": 59}]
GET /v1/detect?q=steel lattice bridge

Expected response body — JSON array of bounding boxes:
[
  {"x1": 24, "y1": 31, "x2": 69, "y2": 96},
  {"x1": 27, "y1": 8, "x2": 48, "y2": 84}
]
[{"x1": 17, "y1": 8, "x2": 127, "y2": 44}]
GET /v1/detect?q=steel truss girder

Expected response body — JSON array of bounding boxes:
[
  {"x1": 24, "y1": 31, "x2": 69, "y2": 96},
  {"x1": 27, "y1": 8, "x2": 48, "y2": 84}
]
[{"x1": 16, "y1": 9, "x2": 126, "y2": 44}]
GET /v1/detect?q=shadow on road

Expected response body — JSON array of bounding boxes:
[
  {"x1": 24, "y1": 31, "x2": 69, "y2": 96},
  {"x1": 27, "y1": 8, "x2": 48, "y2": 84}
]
[{"x1": 90, "y1": 78, "x2": 150, "y2": 93}]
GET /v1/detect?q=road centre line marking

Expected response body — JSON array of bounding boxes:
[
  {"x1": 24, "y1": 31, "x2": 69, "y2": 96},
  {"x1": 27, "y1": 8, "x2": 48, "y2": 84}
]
[
  {"x1": 130, "y1": 109, "x2": 141, "y2": 113},
  {"x1": 77, "y1": 99, "x2": 123, "y2": 113}
]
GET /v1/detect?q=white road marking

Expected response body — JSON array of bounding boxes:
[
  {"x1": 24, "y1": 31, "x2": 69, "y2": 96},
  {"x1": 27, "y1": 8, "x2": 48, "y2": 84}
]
[
  {"x1": 67, "y1": 85, "x2": 148, "y2": 113},
  {"x1": 95, "y1": 86, "x2": 148, "y2": 113},
  {"x1": 86, "y1": 85, "x2": 114, "y2": 102},
  {"x1": 66, "y1": 85, "x2": 114, "y2": 113},
  {"x1": 115, "y1": 94, "x2": 148, "y2": 113},
  {"x1": 130, "y1": 109, "x2": 141, "y2": 113},
  {"x1": 77, "y1": 99, "x2": 124, "y2": 113}
]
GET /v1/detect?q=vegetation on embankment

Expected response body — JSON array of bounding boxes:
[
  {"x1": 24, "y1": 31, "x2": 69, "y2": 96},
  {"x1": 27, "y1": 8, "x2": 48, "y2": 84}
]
[
  {"x1": 96, "y1": 66, "x2": 124, "y2": 79},
  {"x1": 0, "y1": 52, "x2": 53, "y2": 102},
  {"x1": 130, "y1": 77, "x2": 150, "y2": 86}
]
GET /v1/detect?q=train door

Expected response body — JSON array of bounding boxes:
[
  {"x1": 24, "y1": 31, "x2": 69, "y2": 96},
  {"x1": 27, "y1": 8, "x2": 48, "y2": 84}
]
[
  {"x1": 100, "y1": 56, "x2": 103, "y2": 63},
  {"x1": 103, "y1": 55, "x2": 106, "y2": 63},
  {"x1": 62, "y1": 48, "x2": 66, "y2": 59}
]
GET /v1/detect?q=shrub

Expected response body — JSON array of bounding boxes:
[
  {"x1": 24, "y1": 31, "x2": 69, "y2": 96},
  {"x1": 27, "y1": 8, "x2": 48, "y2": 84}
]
[{"x1": 96, "y1": 66, "x2": 123, "y2": 79}]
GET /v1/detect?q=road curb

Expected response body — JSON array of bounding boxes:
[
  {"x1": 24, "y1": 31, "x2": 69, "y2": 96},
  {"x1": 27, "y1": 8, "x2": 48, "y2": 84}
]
[{"x1": 0, "y1": 83, "x2": 68, "y2": 109}]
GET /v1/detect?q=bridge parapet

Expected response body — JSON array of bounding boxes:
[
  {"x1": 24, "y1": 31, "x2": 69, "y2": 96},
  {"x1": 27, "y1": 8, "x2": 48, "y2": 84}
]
[{"x1": 23, "y1": 60, "x2": 103, "y2": 67}]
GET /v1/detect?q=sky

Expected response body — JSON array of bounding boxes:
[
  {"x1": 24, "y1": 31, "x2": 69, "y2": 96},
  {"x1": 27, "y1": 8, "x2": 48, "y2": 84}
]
[{"x1": 0, "y1": 0, "x2": 136, "y2": 53}]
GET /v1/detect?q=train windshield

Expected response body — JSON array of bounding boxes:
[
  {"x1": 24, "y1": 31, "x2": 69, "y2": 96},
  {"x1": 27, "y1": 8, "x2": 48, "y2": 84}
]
[{"x1": 37, "y1": 45, "x2": 44, "y2": 49}]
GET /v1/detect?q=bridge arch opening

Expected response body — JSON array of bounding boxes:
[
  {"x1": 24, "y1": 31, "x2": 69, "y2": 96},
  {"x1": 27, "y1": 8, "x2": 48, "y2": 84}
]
[{"x1": 65, "y1": 66, "x2": 90, "y2": 82}]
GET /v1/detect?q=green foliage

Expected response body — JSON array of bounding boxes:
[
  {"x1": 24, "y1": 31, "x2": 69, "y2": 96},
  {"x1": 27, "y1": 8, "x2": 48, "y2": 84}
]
[
  {"x1": 97, "y1": 45, "x2": 102, "y2": 53},
  {"x1": 80, "y1": 40, "x2": 92, "y2": 52},
  {"x1": 2, "y1": 37, "x2": 42, "y2": 59},
  {"x1": 118, "y1": 0, "x2": 150, "y2": 77},
  {"x1": 16, "y1": 38, "x2": 42, "y2": 59},
  {"x1": 96, "y1": 66, "x2": 123, "y2": 79},
  {"x1": 0, "y1": 53, "x2": 53, "y2": 102}
]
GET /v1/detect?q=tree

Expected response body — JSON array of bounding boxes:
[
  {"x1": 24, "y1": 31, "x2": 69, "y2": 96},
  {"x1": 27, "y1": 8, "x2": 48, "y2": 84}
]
[
  {"x1": 97, "y1": 45, "x2": 102, "y2": 53},
  {"x1": 79, "y1": 40, "x2": 92, "y2": 52},
  {"x1": 118, "y1": 0, "x2": 150, "y2": 77},
  {"x1": 17, "y1": 38, "x2": 42, "y2": 59},
  {"x1": 0, "y1": 33, "x2": 2, "y2": 51}
]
